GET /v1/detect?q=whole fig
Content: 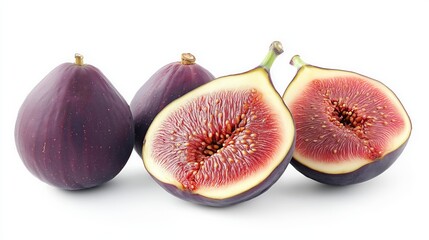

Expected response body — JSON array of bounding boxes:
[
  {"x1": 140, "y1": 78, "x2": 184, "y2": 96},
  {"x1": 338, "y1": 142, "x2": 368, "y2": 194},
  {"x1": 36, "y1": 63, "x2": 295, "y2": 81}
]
[
  {"x1": 130, "y1": 53, "x2": 215, "y2": 157},
  {"x1": 15, "y1": 54, "x2": 134, "y2": 190}
]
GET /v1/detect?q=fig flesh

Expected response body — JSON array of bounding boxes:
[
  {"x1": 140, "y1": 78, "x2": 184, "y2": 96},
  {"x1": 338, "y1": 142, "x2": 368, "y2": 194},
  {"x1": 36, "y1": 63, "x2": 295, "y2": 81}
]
[
  {"x1": 15, "y1": 54, "x2": 134, "y2": 190},
  {"x1": 143, "y1": 42, "x2": 295, "y2": 206},
  {"x1": 130, "y1": 53, "x2": 214, "y2": 157},
  {"x1": 282, "y1": 55, "x2": 411, "y2": 185}
]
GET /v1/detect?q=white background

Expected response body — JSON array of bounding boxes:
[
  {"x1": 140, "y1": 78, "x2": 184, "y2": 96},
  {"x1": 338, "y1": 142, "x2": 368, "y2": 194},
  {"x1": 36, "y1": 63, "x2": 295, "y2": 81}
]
[{"x1": 1, "y1": 0, "x2": 428, "y2": 239}]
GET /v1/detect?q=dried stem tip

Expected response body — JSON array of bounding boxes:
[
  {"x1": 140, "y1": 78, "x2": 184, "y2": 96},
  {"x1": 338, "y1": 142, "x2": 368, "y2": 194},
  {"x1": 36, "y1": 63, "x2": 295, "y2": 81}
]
[
  {"x1": 75, "y1": 53, "x2": 84, "y2": 66},
  {"x1": 270, "y1": 41, "x2": 284, "y2": 55},
  {"x1": 181, "y1": 53, "x2": 196, "y2": 65},
  {"x1": 289, "y1": 55, "x2": 307, "y2": 69}
]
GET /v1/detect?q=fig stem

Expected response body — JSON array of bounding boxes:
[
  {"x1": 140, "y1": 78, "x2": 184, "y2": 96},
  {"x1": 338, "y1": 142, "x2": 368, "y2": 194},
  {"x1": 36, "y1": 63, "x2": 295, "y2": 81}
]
[
  {"x1": 259, "y1": 41, "x2": 284, "y2": 71},
  {"x1": 181, "y1": 53, "x2": 196, "y2": 65},
  {"x1": 75, "y1": 53, "x2": 84, "y2": 66},
  {"x1": 289, "y1": 55, "x2": 307, "y2": 69}
]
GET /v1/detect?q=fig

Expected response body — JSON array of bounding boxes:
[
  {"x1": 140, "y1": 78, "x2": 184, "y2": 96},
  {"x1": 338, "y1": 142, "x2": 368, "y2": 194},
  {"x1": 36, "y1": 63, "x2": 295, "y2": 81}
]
[
  {"x1": 130, "y1": 53, "x2": 214, "y2": 157},
  {"x1": 143, "y1": 42, "x2": 296, "y2": 207},
  {"x1": 282, "y1": 55, "x2": 412, "y2": 185},
  {"x1": 15, "y1": 54, "x2": 134, "y2": 190}
]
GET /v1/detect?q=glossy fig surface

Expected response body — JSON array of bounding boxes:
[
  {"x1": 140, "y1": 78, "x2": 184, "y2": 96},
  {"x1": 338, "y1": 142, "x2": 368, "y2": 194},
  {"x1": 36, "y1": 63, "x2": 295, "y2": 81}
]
[
  {"x1": 282, "y1": 55, "x2": 411, "y2": 185},
  {"x1": 15, "y1": 54, "x2": 134, "y2": 190},
  {"x1": 130, "y1": 53, "x2": 214, "y2": 157},
  {"x1": 143, "y1": 42, "x2": 295, "y2": 206}
]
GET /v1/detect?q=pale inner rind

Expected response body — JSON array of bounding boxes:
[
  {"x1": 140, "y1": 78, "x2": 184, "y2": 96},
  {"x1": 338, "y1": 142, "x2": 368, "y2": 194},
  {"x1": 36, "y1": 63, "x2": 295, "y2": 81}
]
[
  {"x1": 283, "y1": 66, "x2": 411, "y2": 174},
  {"x1": 143, "y1": 68, "x2": 295, "y2": 199}
]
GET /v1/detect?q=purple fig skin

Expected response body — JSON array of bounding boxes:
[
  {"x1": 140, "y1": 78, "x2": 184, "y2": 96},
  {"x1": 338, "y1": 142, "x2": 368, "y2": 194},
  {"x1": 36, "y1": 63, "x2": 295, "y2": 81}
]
[
  {"x1": 291, "y1": 140, "x2": 409, "y2": 186},
  {"x1": 15, "y1": 60, "x2": 134, "y2": 190},
  {"x1": 151, "y1": 141, "x2": 295, "y2": 207},
  {"x1": 130, "y1": 57, "x2": 214, "y2": 157}
]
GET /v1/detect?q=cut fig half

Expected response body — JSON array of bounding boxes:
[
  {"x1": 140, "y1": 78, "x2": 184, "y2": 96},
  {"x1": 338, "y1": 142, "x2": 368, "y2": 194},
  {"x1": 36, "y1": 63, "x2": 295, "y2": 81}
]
[
  {"x1": 143, "y1": 42, "x2": 295, "y2": 206},
  {"x1": 282, "y1": 55, "x2": 412, "y2": 185}
]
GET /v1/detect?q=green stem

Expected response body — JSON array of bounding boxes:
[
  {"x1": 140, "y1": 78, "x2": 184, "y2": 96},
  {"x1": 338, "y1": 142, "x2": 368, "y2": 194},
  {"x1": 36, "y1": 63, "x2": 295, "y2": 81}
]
[
  {"x1": 259, "y1": 41, "x2": 283, "y2": 71},
  {"x1": 289, "y1": 55, "x2": 306, "y2": 69}
]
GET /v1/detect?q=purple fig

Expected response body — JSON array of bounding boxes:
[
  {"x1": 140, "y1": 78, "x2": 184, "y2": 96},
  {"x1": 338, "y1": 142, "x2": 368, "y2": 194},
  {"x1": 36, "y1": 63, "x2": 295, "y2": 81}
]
[
  {"x1": 15, "y1": 54, "x2": 134, "y2": 190},
  {"x1": 130, "y1": 53, "x2": 215, "y2": 157}
]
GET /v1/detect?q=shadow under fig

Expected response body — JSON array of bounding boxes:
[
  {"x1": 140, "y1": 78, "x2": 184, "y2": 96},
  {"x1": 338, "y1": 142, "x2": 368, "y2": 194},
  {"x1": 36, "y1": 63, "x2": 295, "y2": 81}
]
[
  {"x1": 56, "y1": 168, "x2": 157, "y2": 198},
  {"x1": 266, "y1": 171, "x2": 384, "y2": 205},
  {"x1": 54, "y1": 164, "x2": 382, "y2": 212}
]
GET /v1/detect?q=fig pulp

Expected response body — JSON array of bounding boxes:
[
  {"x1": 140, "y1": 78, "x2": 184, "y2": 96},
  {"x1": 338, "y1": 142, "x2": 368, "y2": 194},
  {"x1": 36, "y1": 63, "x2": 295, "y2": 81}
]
[
  {"x1": 130, "y1": 53, "x2": 214, "y2": 157},
  {"x1": 143, "y1": 42, "x2": 295, "y2": 207},
  {"x1": 282, "y1": 55, "x2": 412, "y2": 185},
  {"x1": 15, "y1": 54, "x2": 134, "y2": 190}
]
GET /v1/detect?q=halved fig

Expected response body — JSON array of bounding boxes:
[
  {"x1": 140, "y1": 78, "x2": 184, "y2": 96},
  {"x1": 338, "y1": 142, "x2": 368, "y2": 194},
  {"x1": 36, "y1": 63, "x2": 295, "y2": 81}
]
[
  {"x1": 282, "y1": 55, "x2": 412, "y2": 185},
  {"x1": 130, "y1": 53, "x2": 214, "y2": 157},
  {"x1": 143, "y1": 42, "x2": 295, "y2": 206},
  {"x1": 15, "y1": 54, "x2": 134, "y2": 190}
]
